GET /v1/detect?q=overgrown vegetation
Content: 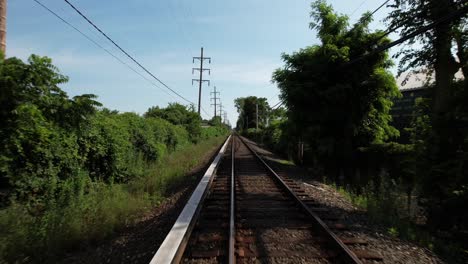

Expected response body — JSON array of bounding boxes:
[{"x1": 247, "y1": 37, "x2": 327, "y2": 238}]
[
  {"x1": 332, "y1": 180, "x2": 467, "y2": 264},
  {"x1": 0, "y1": 53, "x2": 229, "y2": 262},
  {"x1": 236, "y1": 0, "x2": 467, "y2": 262}
]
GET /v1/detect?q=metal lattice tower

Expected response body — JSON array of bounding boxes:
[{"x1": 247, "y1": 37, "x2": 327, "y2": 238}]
[{"x1": 192, "y1": 47, "x2": 211, "y2": 115}]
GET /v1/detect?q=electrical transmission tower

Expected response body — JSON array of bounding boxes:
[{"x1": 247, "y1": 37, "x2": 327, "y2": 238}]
[
  {"x1": 0, "y1": 0, "x2": 6, "y2": 53},
  {"x1": 256, "y1": 103, "x2": 259, "y2": 129},
  {"x1": 218, "y1": 102, "x2": 223, "y2": 120},
  {"x1": 192, "y1": 47, "x2": 211, "y2": 115},
  {"x1": 210, "y1": 86, "x2": 220, "y2": 118},
  {"x1": 223, "y1": 112, "x2": 228, "y2": 125}
]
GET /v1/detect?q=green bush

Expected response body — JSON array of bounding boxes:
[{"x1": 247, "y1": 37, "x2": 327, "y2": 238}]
[
  {"x1": 201, "y1": 125, "x2": 229, "y2": 139},
  {"x1": 0, "y1": 136, "x2": 226, "y2": 262},
  {"x1": 0, "y1": 54, "x2": 229, "y2": 262}
]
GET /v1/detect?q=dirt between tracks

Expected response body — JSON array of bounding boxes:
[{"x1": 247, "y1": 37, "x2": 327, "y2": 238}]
[
  {"x1": 241, "y1": 136, "x2": 444, "y2": 264},
  {"x1": 57, "y1": 142, "x2": 224, "y2": 264}
]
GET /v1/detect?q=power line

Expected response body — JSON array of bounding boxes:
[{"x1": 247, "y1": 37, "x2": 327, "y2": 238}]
[
  {"x1": 350, "y1": 0, "x2": 369, "y2": 18},
  {"x1": 363, "y1": 0, "x2": 459, "y2": 48},
  {"x1": 274, "y1": 4, "x2": 468, "y2": 111},
  {"x1": 271, "y1": 100, "x2": 282, "y2": 109},
  {"x1": 298, "y1": 4, "x2": 468, "y2": 75},
  {"x1": 272, "y1": 100, "x2": 285, "y2": 110},
  {"x1": 201, "y1": 106, "x2": 211, "y2": 119},
  {"x1": 351, "y1": 0, "x2": 391, "y2": 27},
  {"x1": 63, "y1": 0, "x2": 194, "y2": 105},
  {"x1": 31, "y1": 0, "x2": 176, "y2": 103},
  {"x1": 371, "y1": 0, "x2": 390, "y2": 16},
  {"x1": 347, "y1": 3, "x2": 468, "y2": 65}
]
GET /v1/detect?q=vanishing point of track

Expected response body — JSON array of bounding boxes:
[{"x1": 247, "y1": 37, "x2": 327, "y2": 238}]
[{"x1": 152, "y1": 134, "x2": 383, "y2": 263}]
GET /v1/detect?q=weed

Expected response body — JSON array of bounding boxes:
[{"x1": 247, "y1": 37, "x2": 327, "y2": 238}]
[
  {"x1": 330, "y1": 180, "x2": 467, "y2": 263},
  {"x1": 0, "y1": 136, "x2": 226, "y2": 262}
]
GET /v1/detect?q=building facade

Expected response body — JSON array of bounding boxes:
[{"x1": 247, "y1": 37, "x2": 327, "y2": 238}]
[{"x1": 390, "y1": 87, "x2": 429, "y2": 143}]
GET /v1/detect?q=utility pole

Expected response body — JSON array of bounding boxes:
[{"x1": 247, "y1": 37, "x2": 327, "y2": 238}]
[
  {"x1": 0, "y1": 0, "x2": 6, "y2": 54},
  {"x1": 218, "y1": 102, "x2": 223, "y2": 118},
  {"x1": 256, "y1": 103, "x2": 259, "y2": 130},
  {"x1": 210, "y1": 86, "x2": 220, "y2": 118},
  {"x1": 223, "y1": 112, "x2": 228, "y2": 125},
  {"x1": 192, "y1": 47, "x2": 211, "y2": 115}
]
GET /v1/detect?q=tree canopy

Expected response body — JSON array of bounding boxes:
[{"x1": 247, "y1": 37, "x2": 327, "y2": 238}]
[
  {"x1": 234, "y1": 96, "x2": 270, "y2": 130},
  {"x1": 145, "y1": 103, "x2": 201, "y2": 142},
  {"x1": 272, "y1": 0, "x2": 399, "y2": 172}
]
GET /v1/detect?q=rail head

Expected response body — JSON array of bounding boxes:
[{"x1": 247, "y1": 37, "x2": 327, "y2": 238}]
[
  {"x1": 228, "y1": 136, "x2": 235, "y2": 264},
  {"x1": 149, "y1": 135, "x2": 232, "y2": 264},
  {"x1": 237, "y1": 135, "x2": 363, "y2": 264}
]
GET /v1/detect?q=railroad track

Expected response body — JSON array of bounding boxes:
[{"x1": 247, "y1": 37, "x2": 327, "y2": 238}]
[{"x1": 151, "y1": 134, "x2": 383, "y2": 264}]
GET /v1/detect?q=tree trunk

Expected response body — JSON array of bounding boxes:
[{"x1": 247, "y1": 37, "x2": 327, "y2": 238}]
[
  {"x1": 430, "y1": 0, "x2": 459, "y2": 153},
  {"x1": 431, "y1": 0, "x2": 457, "y2": 119}
]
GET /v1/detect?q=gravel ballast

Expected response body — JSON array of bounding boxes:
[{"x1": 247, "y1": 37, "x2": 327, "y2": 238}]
[
  {"x1": 241, "y1": 136, "x2": 444, "y2": 264},
  {"x1": 59, "y1": 136, "x2": 445, "y2": 263}
]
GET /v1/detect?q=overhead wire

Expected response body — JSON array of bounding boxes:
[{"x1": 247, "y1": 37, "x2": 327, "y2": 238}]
[
  {"x1": 201, "y1": 106, "x2": 211, "y2": 119},
  {"x1": 31, "y1": 0, "x2": 176, "y2": 104},
  {"x1": 347, "y1": 3, "x2": 468, "y2": 65},
  {"x1": 296, "y1": 2, "x2": 468, "y2": 74},
  {"x1": 165, "y1": 0, "x2": 213, "y2": 118},
  {"x1": 62, "y1": 0, "x2": 195, "y2": 105},
  {"x1": 349, "y1": 0, "x2": 369, "y2": 18},
  {"x1": 55, "y1": 1, "x2": 108, "y2": 47},
  {"x1": 273, "y1": 3, "x2": 468, "y2": 110},
  {"x1": 272, "y1": 100, "x2": 285, "y2": 110},
  {"x1": 371, "y1": 0, "x2": 391, "y2": 16},
  {"x1": 271, "y1": 100, "x2": 282, "y2": 109}
]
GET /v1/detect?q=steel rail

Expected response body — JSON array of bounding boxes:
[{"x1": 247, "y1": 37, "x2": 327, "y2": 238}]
[
  {"x1": 150, "y1": 135, "x2": 232, "y2": 264},
  {"x1": 237, "y1": 134, "x2": 363, "y2": 264},
  {"x1": 228, "y1": 136, "x2": 236, "y2": 264}
]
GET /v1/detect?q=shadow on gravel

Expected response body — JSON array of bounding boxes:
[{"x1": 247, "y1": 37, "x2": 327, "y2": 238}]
[{"x1": 241, "y1": 136, "x2": 446, "y2": 264}]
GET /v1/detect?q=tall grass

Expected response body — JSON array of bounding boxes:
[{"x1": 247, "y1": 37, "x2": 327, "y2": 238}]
[
  {"x1": 330, "y1": 179, "x2": 466, "y2": 263},
  {"x1": 0, "y1": 136, "x2": 226, "y2": 263}
]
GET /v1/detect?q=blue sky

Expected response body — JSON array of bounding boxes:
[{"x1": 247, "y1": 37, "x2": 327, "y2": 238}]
[{"x1": 6, "y1": 0, "x2": 398, "y2": 124}]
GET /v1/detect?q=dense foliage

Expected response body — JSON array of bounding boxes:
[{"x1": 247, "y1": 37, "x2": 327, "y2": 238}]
[
  {"x1": 237, "y1": 1, "x2": 467, "y2": 260},
  {"x1": 145, "y1": 103, "x2": 201, "y2": 143},
  {"x1": 386, "y1": 0, "x2": 468, "y2": 232},
  {"x1": 234, "y1": 96, "x2": 270, "y2": 130},
  {"x1": 0, "y1": 54, "x2": 228, "y2": 262},
  {"x1": 271, "y1": 0, "x2": 400, "y2": 178}
]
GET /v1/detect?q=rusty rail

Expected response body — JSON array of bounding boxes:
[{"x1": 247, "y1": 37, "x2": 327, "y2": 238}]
[{"x1": 237, "y1": 134, "x2": 363, "y2": 264}]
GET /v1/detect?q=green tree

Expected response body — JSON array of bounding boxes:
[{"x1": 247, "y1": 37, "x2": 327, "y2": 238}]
[
  {"x1": 273, "y1": 0, "x2": 399, "y2": 179},
  {"x1": 208, "y1": 116, "x2": 223, "y2": 126},
  {"x1": 145, "y1": 103, "x2": 201, "y2": 143},
  {"x1": 386, "y1": 0, "x2": 468, "y2": 230},
  {"x1": 0, "y1": 55, "x2": 100, "y2": 200},
  {"x1": 234, "y1": 96, "x2": 270, "y2": 131},
  {"x1": 385, "y1": 0, "x2": 466, "y2": 117}
]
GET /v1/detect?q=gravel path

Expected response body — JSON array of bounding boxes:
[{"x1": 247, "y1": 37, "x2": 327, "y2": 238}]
[{"x1": 241, "y1": 136, "x2": 445, "y2": 264}]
